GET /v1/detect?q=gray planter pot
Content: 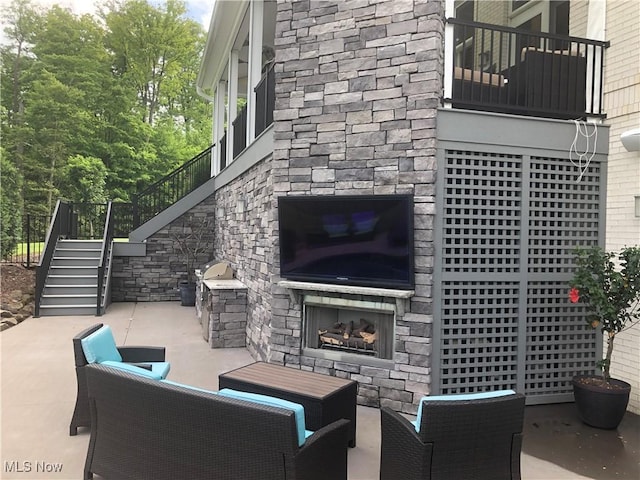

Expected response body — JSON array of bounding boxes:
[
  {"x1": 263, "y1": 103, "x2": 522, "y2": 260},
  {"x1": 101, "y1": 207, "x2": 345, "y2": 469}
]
[
  {"x1": 572, "y1": 375, "x2": 631, "y2": 429},
  {"x1": 179, "y1": 282, "x2": 196, "y2": 307}
]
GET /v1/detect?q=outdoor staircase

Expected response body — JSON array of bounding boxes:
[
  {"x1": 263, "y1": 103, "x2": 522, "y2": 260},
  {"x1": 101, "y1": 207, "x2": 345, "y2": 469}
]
[{"x1": 38, "y1": 239, "x2": 105, "y2": 316}]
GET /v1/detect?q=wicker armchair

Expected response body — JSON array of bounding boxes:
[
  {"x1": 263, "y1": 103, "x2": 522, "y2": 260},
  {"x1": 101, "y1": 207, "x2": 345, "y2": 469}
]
[
  {"x1": 69, "y1": 323, "x2": 167, "y2": 435},
  {"x1": 379, "y1": 391, "x2": 525, "y2": 480}
]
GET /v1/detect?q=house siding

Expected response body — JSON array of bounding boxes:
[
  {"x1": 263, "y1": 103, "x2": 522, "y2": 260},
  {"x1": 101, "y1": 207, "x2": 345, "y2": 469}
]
[{"x1": 603, "y1": 0, "x2": 640, "y2": 415}]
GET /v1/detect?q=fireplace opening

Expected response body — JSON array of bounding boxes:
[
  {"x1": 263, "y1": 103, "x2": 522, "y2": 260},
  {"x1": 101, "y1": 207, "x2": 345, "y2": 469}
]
[
  {"x1": 319, "y1": 318, "x2": 378, "y2": 355},
  {"x1": 304, "y1": 296, "x2": 394, "y2": 360}
]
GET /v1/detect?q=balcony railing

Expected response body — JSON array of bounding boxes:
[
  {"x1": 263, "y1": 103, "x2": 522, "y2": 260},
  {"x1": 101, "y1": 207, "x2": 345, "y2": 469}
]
[
  {"x1": 232, "y1": 105, "x2": 248, "y2": 158},
  {"x1": 447, "y1": 19, "x2": 609, "y2": 120},
  {"x1": 255, "y1": 63, "x2": 275, "y2": 137},
  {"x1": 220, "y1": 133, "x2": 227, "y2": 170}
]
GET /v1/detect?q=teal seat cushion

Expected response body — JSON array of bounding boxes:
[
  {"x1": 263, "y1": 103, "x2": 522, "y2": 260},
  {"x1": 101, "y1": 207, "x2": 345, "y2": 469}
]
[
  {"x1": 414, "y1": 390, "x2": 516, "y2": 432},
  {"x1": 81, "y1": 326, "x2": 122, "y2": 364},
  {"x1": 218, "y1": 388, "x2": 309, "y2": 446},
  {"x1": 101, "y1": 360, "x2": 163, "y2": 380}
]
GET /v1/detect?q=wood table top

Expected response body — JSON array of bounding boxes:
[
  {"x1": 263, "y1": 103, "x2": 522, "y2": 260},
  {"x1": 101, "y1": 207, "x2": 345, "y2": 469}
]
[{"x1": 220, "y1": 362, "x2": 355, "y2": 399}]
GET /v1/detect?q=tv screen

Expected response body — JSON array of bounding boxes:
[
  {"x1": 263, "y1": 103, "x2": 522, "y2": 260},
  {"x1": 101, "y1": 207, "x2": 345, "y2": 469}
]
[{"x1": 278, "y1": 194, "x2": 414, "y2": 289}]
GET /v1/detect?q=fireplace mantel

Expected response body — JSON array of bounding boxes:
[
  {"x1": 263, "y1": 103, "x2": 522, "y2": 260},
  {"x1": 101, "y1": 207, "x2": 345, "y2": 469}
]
[{"x1": 277, "y1": 280, "x2": 414, "y2": 315}]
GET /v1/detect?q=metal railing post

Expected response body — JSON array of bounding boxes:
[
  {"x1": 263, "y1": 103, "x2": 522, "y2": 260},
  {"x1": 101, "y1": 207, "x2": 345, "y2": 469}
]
[{"x1": 26, "y1": 214, "x2": 31, "y2": 268}]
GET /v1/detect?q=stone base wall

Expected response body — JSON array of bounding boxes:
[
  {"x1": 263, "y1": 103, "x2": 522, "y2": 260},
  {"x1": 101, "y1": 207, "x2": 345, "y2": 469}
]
[
  {"x1": 111, "y1": 200, "x2": 216, "y2": 302},
  {"x1": 212, "y1": 157, "x2": 275, "y2": 361},
  {"x1": 204, "y1": 287, "x2": 248, "y2": 348}
]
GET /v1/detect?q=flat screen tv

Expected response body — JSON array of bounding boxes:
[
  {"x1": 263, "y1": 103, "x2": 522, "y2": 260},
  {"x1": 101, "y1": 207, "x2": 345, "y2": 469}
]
[{"x1": 278, "y1": 194, "x2": 414, "y2": 289}]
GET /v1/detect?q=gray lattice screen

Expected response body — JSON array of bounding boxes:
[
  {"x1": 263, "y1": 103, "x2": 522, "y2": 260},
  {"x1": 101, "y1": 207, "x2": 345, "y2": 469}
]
[
  {"x1": 440, "y1": 282, "x2": 520, "y2": 393},
  {"x1": 436, "y1": 149, "x2": 602, "y2": 402},
  {"x1": 524, "y1": 156, "x2": 600, "y2": 398}
]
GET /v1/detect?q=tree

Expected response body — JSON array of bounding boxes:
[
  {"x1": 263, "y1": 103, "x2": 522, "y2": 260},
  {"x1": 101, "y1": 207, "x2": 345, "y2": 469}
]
[
  {"x1": 0, "y1": 145, "x2": 23, "y2": 259},
  {"x1": 59, "y1": 155, "x2": 108, "y2": 204},
  {"x1": 22, "y1": 71, "x2": 90, "y2": 215},
  {"x1": 0, "y1": 0, "x2": 41, "y2": 127},
  {"x1": 103, "y1": 0, "x2": 202, "y2": 126},
  {"x1": 0, "y1": 0, "x2": 42, "y2": 219},
  {"x1": 1, "y1": 0, "x2": 213, "y2": 217}
]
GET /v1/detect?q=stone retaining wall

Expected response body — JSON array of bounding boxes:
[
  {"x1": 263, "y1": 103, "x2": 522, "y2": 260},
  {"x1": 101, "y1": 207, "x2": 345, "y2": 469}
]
[{"x1": 110, "y1": 200, "x2": 215, "y2": 302}]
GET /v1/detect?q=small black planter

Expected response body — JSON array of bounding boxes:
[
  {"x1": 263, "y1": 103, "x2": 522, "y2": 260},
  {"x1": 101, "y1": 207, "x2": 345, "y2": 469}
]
[
  {"x1": 572, "y1": 375, "x2": 631, "y2": 429},
  {"x1": 179, "y1": 282, "x2": 196, "y2": 307}
]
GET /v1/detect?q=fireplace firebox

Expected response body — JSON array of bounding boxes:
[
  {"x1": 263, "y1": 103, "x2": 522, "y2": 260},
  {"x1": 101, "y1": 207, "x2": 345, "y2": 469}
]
[{"x1": 303, "y1": 295, "x2": 394, "y2": 360}]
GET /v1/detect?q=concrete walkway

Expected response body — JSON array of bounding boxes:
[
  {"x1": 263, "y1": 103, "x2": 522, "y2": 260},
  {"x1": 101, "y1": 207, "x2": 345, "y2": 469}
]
[{"x1": 1, "y1": 302, "x2": 637, "y2": 479}]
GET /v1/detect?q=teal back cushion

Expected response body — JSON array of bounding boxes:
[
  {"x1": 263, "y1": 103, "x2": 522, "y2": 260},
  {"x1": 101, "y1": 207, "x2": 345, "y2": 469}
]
[
  {"x1": 81, "y1": 325, "x2": 122, "y2": 364},
  {"x1": 413, "y1": 389, "x2": 516, "y2": 432},
  {"x1": 218, "y1": 388, "x2": 308, "y2": 446},
  {"x1": 101, "y1": 360, "x2": 162, "y2": 380}
]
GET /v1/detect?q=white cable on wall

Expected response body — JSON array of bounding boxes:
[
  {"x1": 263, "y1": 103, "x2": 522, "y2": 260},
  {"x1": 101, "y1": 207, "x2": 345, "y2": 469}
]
[{"x1": 570, "y1": 119, "x2": 598, "y2": 183}]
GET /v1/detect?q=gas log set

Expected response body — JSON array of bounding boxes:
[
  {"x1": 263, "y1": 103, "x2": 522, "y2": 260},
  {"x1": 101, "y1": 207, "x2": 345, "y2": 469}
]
[{"x1": 318, "y1": 318, "x2": 378, "y2": 354}]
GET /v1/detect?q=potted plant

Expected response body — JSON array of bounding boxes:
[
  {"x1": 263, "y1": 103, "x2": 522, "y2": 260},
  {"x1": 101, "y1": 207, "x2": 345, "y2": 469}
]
[
  {"x1": 172, "y1": 215, "x2": 212, "y2": 306},
  {"x1": 568, "y1": 245, "x2": 640, "y2": 429}
]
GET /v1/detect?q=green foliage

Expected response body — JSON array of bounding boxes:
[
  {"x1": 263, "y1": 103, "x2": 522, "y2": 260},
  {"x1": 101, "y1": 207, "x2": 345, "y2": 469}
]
[
  {"x1": 0, "y1": 148, "x2": 23, "y2": 259},
  {"x1": 1, "y1": 0, "x2": 212, "y2": 213},
  {"x1": 60, "y1": 155, "x2": 108, "y2": 204},
  {"x1": 569, "y1": 246, "x2": 640, "y2": 382}
]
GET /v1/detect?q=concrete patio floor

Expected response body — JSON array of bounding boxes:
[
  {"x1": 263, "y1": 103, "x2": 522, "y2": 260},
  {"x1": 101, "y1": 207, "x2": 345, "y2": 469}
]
[{"x1": 1, "y1": 301, "x2": 638, "y2": 479}]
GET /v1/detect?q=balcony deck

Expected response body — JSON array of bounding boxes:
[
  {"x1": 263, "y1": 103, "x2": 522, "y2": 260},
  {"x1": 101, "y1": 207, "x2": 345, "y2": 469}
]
[{"x1": 447, "y1": 19, "x2": 609, "y2": 120}]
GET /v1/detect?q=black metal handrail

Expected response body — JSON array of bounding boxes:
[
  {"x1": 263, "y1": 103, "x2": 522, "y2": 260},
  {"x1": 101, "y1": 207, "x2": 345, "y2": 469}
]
[
  {"x1": 111, "y1": 202, "x2": 134, "y2": 238},
  {"x1": 132, "y1": 146, "x2": 212, "y2": 227},
  {"x1": 35, "y1": 200, "x2": 72, "y2": 317},
  {"x1": 70, "y1": 203, "x2": 108, "y2": 239},
  {"x1": 447, "y1": 18, "x2": 609, "y2": 119},
  {"x1": 96, "y1": 201, "x2": 115, "y2": 316},
  {"x1": 0, "y1": 214, "x2": 50, "y2": 266},
  {"x1": 255, "y1": 62, "x2": 275, "y2": 137}
]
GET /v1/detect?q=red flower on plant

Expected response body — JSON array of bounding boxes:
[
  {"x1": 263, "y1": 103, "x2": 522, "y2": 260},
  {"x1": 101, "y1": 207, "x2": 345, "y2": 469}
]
[{"x1": 569, "y1": 287, "x2": 580, "y2": 303}]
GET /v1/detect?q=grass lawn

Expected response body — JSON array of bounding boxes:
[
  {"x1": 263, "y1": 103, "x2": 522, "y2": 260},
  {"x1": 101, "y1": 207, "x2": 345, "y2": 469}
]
[{"x1": 12, "y1": 242, "x2": 44, "y2": 255}]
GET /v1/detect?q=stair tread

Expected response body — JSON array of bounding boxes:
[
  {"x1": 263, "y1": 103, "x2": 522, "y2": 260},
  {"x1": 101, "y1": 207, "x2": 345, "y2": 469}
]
[
  {"x1": 48, "y1": 274, "x2": 96, "y2": 277},
  {"x1": 49, "y1": 264, "x2": 97, "y2": 266},
  {"x1": 39, "y1": 304, "x2": 98, "y2": 308},
  {"x1": 42, "y1": 294, "x2": 97, "y2": 298},
  {"x1": 53, "y1": 256, "x2": 100, "y2": 259}
]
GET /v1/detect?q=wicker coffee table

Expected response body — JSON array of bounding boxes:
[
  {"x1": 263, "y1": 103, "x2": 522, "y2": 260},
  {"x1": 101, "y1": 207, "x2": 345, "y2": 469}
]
[{"x1": 219, "y1": 362, "x2": 358, "y2": 447}]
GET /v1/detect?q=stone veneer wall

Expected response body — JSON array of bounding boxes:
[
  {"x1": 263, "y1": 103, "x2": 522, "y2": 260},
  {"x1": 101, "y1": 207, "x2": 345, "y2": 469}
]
[
  {"x1": 212, "y1": 157, "x2": 276, "y2": 361},
  {"x1": 111, "y1": 201, "x2": 215, "y2": 302},
  {"x1": 266, "y1": 0, "x2": 444, "y2": 414}
]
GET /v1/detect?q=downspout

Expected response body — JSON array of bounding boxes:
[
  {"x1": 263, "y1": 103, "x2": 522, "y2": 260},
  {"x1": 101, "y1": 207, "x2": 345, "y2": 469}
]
[{"x1": 197, "y1": 84, "x2": 216, "y2": 102}]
